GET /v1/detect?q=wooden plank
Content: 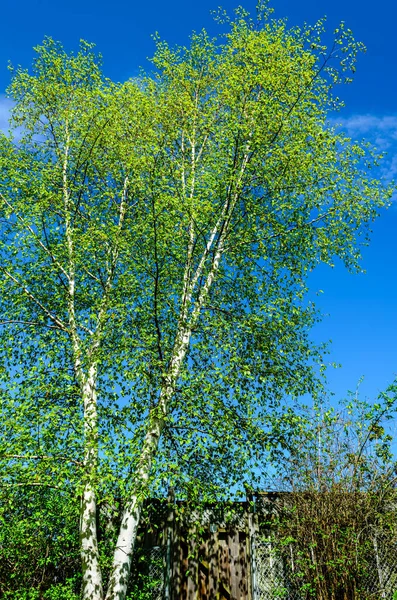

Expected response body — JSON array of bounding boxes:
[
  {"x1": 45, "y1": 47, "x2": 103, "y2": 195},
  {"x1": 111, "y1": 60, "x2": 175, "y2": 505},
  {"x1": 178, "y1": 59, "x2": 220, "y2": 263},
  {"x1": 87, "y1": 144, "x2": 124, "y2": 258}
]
[
  {"x1": 170, "y1": 522, "x2": 181, "y2": 600},
  {"x1": 219, "y1": 531, "x2": 231, "y2": 595},
  {"x1": 238, "y1": 531, "x2": 249, "y2": 600},
  {"x1": 229, "y1": 530, "x2": 240, "y2": 600},
  {"x1": 198, "y1": 538, "x2": 209, "y2": 600},
  {"x1": 179, "y1": 538, "x2": 189, "y2": 600},
  {"x1": 187, "y1": 530, "x2": 198, "y2": 600},
  {"x1": 208, "y1": 529, "x2": 219, "y2": 600},
  {"x1": 168, "y1": 503, "x2": 255, "y2": 599},
  {"x1": 246, "y1": 502, "x2": 257, "y2": 600},
  {"x1": 165, "y1": 501, "x2": 174, "y2": 600}
]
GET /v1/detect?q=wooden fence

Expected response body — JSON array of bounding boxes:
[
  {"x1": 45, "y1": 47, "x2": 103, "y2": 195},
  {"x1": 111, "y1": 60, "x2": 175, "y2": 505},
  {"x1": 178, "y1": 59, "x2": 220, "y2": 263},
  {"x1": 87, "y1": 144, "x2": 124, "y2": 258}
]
[
  {"x1": 170, "y1": 527, "x2": 251, "y2": 599},
  {"x1": 134, "y1": 498, "x2": 260, "y2": 600},
  {"x1": 131, "y1": 495, "x2": 397, "y2": 600}
]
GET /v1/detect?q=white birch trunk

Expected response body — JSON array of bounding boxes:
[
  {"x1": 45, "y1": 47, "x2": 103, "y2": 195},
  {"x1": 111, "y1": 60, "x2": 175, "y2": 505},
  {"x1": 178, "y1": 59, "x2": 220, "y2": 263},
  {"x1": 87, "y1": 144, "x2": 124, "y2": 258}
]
[
  {"x1": 105, "y1": 146, "x2": 251, "y2": 600},
  {"x1": 80, "y1": 482, "x2": 103, "y2": 599},
  {"x1": 105, "y1": 362, "x2": 184, "y2": 599},
  {"x1": 104, "y1": 439, "x2": 155, "y2": 600},
  {"x1": 80, "y1": 365, "x2": 103, "y2": 600},
  {"x1": 62, "y1": 123, "x2": 103, "y2": 598}
]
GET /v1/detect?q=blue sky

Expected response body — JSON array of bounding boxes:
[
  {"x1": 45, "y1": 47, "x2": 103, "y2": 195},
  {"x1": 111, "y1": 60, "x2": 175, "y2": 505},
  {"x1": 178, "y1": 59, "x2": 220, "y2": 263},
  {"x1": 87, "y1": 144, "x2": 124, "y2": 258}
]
[{"x1": 0, "y1": 0, "x2": 396, "y2": 406}]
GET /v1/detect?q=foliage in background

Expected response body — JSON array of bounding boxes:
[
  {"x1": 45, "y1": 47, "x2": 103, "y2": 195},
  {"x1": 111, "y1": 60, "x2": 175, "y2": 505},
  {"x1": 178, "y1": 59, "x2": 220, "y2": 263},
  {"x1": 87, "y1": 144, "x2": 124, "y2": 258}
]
[
  {"x1": 0, "y1": 487, "x2": 80, "y2": 599},
  {"x1": 267, "y1": 387, "x2": 397, "y2": 599},
  {"x1": 0, "y1": 489, "x2": 165, "y2": 599}
]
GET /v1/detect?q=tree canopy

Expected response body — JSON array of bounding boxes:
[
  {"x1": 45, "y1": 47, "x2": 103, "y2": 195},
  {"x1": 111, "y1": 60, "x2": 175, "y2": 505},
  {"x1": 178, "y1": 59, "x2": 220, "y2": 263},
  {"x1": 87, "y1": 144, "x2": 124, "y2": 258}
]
[{"x1": 0, "y1": 4, "x2": 392, "y2": 599}]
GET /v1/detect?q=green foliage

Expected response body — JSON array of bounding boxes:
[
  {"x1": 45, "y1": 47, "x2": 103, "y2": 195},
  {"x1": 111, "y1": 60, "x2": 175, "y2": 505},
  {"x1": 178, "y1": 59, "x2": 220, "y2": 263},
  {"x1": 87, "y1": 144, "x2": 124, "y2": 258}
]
[
  {"x1": 3, "y1": 579, "x2": 80, "y2": 600},
  {"x1": 126, "y1": 548, "x2": 164, "y2": 600},
  {"x1": 0, "y1": 487, "x2": 80, "y2": 597},
  {"x1": 42, "y1": 581, "x2": 80, "y2": 600},
  {"x1": 267, "y1": 388, "x2": 397, "y2": 600},
  {"x1": 0, "y1": 3, "x2": 393, "y2": 598}
]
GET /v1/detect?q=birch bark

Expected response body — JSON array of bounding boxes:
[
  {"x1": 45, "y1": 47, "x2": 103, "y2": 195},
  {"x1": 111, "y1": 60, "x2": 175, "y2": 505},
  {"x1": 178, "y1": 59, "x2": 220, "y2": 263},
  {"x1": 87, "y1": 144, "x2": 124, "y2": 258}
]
[
  {"x1": 80, "y1": 365, "x2": 103, "y2": 600},
  {"x1": 79, "y1": 176, "x2": 128, "y2": 598}
]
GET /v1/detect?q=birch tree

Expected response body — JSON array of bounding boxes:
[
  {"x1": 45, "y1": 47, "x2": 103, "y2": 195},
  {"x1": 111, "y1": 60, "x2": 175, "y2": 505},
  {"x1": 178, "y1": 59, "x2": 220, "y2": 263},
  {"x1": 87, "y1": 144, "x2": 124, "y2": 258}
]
[{"x1": 0, "y1": 5, "x2": 392, "y2": 599}]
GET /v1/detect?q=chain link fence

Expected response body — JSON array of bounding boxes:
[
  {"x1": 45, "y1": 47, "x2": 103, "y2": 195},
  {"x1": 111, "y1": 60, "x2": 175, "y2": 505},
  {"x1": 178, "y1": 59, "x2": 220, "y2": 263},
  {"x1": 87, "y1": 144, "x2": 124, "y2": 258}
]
[
  {"x1": 148, "y1": 546, "x2": 166, "y2": 600},
  {"x1": 362, "y1": 534, "x2": 397, "y2": 599},
  {"x1": 128, "y1": 545, "x2": 166, "y2": 600},
  {"x1": 253, "y1": 533, "x2": 397, "y2": 600},
  {"x1": 252, "y1": 536, "x2": 300, "y2": 600}
]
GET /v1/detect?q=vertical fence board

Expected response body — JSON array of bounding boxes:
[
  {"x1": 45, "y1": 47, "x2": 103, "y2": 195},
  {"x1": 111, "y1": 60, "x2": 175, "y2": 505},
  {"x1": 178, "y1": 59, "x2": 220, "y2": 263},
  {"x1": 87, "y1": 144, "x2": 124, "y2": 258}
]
[
  {"x1": 229, "y1": 530, "x2": 240, "y2": 600},
  {"x1": 187, "y1": 530, "x2": 198, "y2": 600},
  {"x1": 220, "y1": 531, "x2": 232, "y2": 598},
  {"x1": 208, "y1": 528, "x2": 219, "y2": 599},
  {"x1": 238, "y1": 531, "x2": 249, "y2": 600}
]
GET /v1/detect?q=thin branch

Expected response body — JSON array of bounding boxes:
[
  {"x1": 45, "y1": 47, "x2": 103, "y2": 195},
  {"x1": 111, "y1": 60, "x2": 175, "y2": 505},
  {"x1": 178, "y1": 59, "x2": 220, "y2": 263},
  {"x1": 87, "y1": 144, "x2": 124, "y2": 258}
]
[
  {"x1": 0, "y1": 319, "x2": 63, "y2": 330},
  {"x1": 0, "y1": 482, "x2": 63, "y2": 490},
  {"x1": 151, "y1": 193, "x2": 164, "y2": 363},
  {"x1": 0, "y1": 192, "x2": 70, "y2": 281},
  {"x1": 81, "y1": 266, "x2": 103, "y2": 286},
  {"x1": 41, "y1": 214, "x2": 69, "y2": 291},
  {"x1": 2, "y1": 269, "x2": 67, "y2": 331},
  {"x1": 1, "y1": 453, "x2": 82, "y2": 466}
]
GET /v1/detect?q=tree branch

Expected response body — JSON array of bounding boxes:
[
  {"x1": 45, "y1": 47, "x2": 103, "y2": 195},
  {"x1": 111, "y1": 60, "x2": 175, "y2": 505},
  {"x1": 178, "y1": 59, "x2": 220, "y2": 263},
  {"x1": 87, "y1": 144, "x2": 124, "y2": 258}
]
[{"x1": 2, "y1": 269, "x2": 67, "y2": 331}]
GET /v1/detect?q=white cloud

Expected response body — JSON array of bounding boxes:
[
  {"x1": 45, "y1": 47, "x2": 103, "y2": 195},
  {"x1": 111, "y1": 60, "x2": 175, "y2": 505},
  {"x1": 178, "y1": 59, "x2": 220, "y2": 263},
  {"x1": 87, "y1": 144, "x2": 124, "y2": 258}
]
[
  {"x1": 0, "y1": 95, "x2": 13, "y2": 133},
  {"x1": 387, "y1": 154, "x2": 397, "y2": 179},
  {"x1": 335, "y1": 114, "x2": 397, "y2": 150},
  {"x1": 331, "y1": 113, "x2": 397, "y2": 187}
]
